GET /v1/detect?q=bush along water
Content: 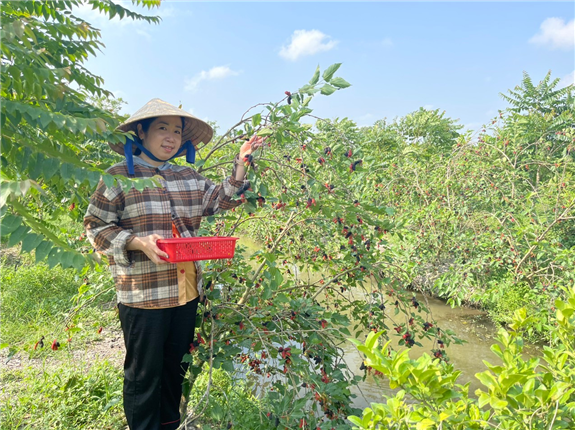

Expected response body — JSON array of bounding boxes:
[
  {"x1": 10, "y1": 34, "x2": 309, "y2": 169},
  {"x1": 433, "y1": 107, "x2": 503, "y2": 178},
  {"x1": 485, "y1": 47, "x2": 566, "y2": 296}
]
[{"x1": 348, "y1": 284, "x2": 575, "y2": 429}]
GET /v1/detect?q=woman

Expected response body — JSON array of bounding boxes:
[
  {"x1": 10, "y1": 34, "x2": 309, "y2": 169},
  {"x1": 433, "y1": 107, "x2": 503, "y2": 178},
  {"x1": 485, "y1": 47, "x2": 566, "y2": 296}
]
[{"x1": 84, "y1": 98, "x2": 263, "y2": 430}]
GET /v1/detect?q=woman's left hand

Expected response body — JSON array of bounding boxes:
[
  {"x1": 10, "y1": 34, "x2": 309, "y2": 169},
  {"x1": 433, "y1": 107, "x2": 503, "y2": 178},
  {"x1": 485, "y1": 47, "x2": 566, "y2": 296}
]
[{"x1": 239, "y1": 135, "x2": 266, "y2": 158}]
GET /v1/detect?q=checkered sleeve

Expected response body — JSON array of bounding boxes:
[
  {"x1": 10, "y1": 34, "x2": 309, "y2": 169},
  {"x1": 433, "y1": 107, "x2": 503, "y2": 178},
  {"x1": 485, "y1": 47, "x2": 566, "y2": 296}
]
[
  {"x1": 201, "y1": 158, "x2": 246, "y2": 216},
  {"x1": 84, "y1": 180, "x2": 134, "y2": 267}
]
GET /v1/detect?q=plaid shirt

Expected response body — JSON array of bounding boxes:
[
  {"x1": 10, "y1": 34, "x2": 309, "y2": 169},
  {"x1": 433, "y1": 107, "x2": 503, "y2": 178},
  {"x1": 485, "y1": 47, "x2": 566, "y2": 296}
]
[{"x1": 84, "y1": 157, "x2": 245, "y2": 308}]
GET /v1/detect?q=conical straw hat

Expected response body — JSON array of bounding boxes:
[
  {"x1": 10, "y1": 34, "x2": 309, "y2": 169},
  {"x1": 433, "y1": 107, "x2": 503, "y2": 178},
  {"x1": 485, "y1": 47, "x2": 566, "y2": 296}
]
[{"x1": 109, "y1": 98, "x2": 213, "y2": 157}]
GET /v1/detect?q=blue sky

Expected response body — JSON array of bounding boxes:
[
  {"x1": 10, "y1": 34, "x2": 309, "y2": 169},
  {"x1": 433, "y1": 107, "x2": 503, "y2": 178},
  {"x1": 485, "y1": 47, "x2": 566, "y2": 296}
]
[{"x1": 78, "y1": 1, "x2": 574, "y2": 134}]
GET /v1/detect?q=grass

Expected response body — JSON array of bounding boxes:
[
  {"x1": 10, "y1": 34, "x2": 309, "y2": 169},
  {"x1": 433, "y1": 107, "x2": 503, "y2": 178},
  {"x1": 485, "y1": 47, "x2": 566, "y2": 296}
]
[
  {"x1": 0, "y1": 247, "x2": 267, "y2": 429},
  {"x1": 1, "y1": 247, "x2": 126, "y2": 429},
  {"x1": 1, "y1": 360, "x2": 125, "y2": 430},
  {"x1": 1, "y1": 251, "x2": 117, "y2": 351}
]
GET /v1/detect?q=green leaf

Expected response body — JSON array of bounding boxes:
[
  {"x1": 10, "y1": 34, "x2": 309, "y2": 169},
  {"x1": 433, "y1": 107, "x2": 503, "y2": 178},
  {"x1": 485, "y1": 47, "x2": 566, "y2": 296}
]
[
  {"x1": 38, "y1": 111, "x2": 52, "y2": 129},
  {"x1": 210, "y1": 403, "x2": 225, "y2": 421},
  {"x1": 256, "y1": 128, "x2": 273, "y2": 137},
  {"x1": 18, "y1": 180, "x2": 32, "y2": 197},
  {"x1": 416, "y1": 419, "x2": 436, "y2": 430},
  {"x1": 320, "y1": 84, "x2": 337, "y2": 96},
  {"x1": 251, "y1": 113, "x2": 261, "y2": 127},
  {"x1": 21, "y1": 233, "x2": 43, "y2": 253},
  {"x1": 8, "y1": 225, "x2": 29, "y2": 247},
  {"x1": 244, "y1": 200, "x2": 256, "y2": 214},
  {"x1": 489, "y1": 395, "x2": 508, "y2": 409},
  {"x1": 72, "y1": 253, "x2": 86, "y2": 271},
  {"x1": 0, "y1": 214, "x2": 22, "y2": 236},
  {"x1": 58, "y1": 250, "x2": 72, "y2": 268},
  {"x1": 298, "y1": 84, "x2": 319, "y2": 95},
  {"x1": 60, "y1": 163, "x2": 73, "y2": 181},
  {"x1": 330, "y1": 77, "x2": 351, "y2": 88},
  {"x1": 262, "y1": 285, "x2": 272, "y2": 300},
  {"x1": 102, "y1": 174, "x2": 115, "y2": 189},
  {"x1": 42, "y1": 157, "x2": 61, "y2": 181},
  {"x1": 275, "y1": 293, "x2": 289, "y2": 304},
  {"x1": 322, "y1": 63, "x2": 342, "y2": 82},
  {"x1": 0, "y1": 189, "x2": 10, "y2": 209},
  {"x1": 365, "y1": 331, "x2": 386, "y2": 350},
  {"x1": 258, "y1": 183, "x2": 269, "y2": 197},
  {"x1": 339, "y1": 326, "x2": 351, "y2": 336},
  {"x1": 221, "y1": 360, "x2": 234, "y2": 373},
  {"x1": 47, "y1": 247, "x2": 63, "y2": 268},
  {"x1": 475, "y1": 371, "x2": 497, "y2": 389},
  {"x1": 103, "y1": 397, "x2": 121, "y2": 412},
  {"x1": 268, "y1": 267, "x2": 283, "y2": 288},
  {"x1": 309, "y1": 65, "x2": 320, "y2": 85},
  {"x1": 87, "y1": 170, "x2": 101, "y2": 188},
  {"x1": 35, "y1": 241, "x2": 53, "y2": 263}
]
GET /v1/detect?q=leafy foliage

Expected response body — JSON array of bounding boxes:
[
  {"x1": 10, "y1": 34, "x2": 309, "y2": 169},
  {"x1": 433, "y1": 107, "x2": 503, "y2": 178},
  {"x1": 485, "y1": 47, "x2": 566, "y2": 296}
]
[
  {"x1": 351, "y1": 76, "x2": 574, "y2": 335},
  {"x1": 393, "y1": 107, "x2": 463, "y2": 153},
  {"x1": 349, "y1": 286, "x2": 575, "y2": 429},
  {"x1": 0, "y1": 0, "x2": 160, "y2": 270},
  {"x1": 501, "y1": 70, "x2": 574, "y2": 115},
  {"x1": 161, "y1": 62, "x2": 472, "y2": 428}
]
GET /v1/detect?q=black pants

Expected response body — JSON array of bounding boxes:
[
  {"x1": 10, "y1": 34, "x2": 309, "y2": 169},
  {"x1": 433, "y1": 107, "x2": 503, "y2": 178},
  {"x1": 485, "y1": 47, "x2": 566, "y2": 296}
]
[{"x1": 118, "y1": 298, "x2": 199, "y2": 430}]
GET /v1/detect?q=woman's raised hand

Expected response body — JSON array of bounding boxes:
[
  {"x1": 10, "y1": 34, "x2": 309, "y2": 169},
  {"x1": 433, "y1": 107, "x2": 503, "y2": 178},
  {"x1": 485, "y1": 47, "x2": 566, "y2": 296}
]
[{"x1": 239, "y1": 135, "x2": 267, "y2": 158}]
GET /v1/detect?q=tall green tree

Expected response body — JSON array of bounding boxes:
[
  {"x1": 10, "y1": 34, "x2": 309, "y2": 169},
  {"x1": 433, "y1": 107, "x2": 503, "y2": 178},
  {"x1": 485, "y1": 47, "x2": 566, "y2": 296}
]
[
  {"x1": 501, "y1": 70, "x2": 574, "y2": 116},
  {"x1": 0, "y1": 0, "x2": 160, "y2": 270},
  {"x1": 393, "y1": 107, "x2": 463, "y2": 154}
]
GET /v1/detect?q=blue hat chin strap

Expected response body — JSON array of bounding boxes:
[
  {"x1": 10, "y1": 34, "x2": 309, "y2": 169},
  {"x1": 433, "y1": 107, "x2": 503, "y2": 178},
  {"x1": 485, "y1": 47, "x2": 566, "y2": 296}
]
[
  {"x1": 124, "y1": 138, "x2": 195, "y2": 175},
  {"x1": 184, "y1": 141, "x2": 196, "y2": 165}
]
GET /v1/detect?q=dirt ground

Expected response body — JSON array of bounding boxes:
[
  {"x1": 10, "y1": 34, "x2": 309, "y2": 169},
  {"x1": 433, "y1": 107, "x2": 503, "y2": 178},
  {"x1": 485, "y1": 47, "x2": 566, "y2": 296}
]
[{"x1": 1, "y1": 325, "x2": 125, "y2": 378}]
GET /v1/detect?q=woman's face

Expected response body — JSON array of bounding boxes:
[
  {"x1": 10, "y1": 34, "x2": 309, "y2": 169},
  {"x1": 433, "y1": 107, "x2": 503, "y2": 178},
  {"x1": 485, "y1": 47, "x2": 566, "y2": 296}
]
[{"x1": 137, "y1": 116, "x2": 183, "y2": 165}]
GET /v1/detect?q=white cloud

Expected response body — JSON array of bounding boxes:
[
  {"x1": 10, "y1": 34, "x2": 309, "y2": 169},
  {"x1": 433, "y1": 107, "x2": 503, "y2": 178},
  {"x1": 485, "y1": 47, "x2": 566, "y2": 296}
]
[
  {"x1": 560, "y1": 70, "x2": 575, "y2": 88},
  {"x1": 381, "y1": 37, "x2": 393, "y2": 47},
  {"x1": 279, "y1": 30, "x2": 338, "y2": 61},
  {"x1": 184, "y1": 66, "x2": 240, "y2": 92},
  {"x1": 529, "y1": 17, "x2": 574, "y2": 50},
  {"x1": 135, "y1": 29, "x2": 151, "y2": 41},
  {"x1": 160, "y1": 7, "x2": 176, "y2": 18}
]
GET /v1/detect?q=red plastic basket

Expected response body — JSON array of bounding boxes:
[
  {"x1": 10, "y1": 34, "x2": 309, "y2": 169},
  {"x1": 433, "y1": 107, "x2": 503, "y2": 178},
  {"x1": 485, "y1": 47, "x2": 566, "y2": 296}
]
[{"x1": 157, "y1": 237, "x2": 239, "y2": 263}]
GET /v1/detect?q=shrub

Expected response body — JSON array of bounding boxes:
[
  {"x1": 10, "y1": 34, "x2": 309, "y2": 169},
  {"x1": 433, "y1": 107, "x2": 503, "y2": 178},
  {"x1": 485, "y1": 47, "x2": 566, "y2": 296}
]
[
  {"x1": 349, "y1": 286, "x2": 575, "y2": 429},
  {"x1": 186, "y1": 366, "x2": 272, "y2": 429}
]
